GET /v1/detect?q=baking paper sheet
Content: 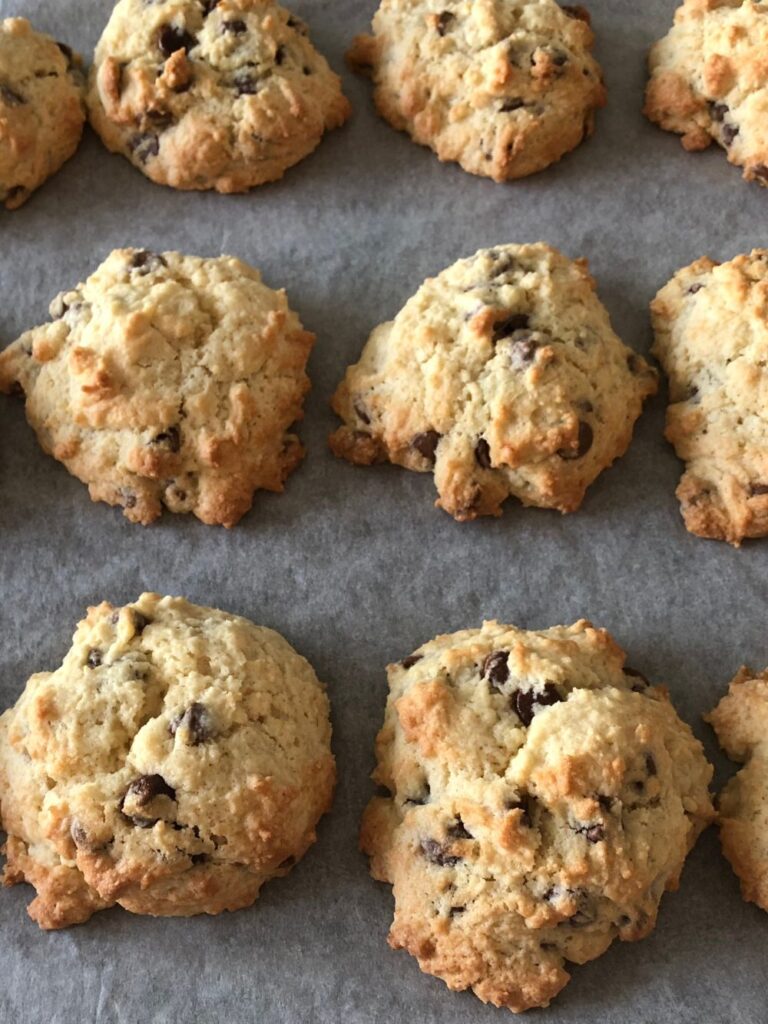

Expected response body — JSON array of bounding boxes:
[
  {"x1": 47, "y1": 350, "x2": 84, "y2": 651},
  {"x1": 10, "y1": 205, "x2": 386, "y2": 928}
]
[{"x1": 1, "y1": 1, "x2": 767, "y2": 1020}]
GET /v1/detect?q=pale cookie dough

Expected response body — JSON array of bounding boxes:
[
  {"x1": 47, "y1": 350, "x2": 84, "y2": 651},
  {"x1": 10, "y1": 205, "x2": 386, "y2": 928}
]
[
  {"x1": 362, "y1": 620, "x2": 713, "y2": 1011},
  {"x1": 330, "y1": 243, "x2": 657, "y2": 521},
  {"x1": 0, "y1": 247, "x2": 314, "y2": 527},
  {"x1": 87, "y1": 0, "x2": 350, "y2": 192},
  {"x1": 644, "y1": 0, "x2": 768, "y2": 188},
  {"x1": 707, "y1": 667, "x2": 768, "y2": 913},
  {"x1": 651, "y1": 249, "x2": 768, "y2": 545},
  {"x1": 347, "y1": 0, "x2": 606, "y2": 182},
  {"x1": 0, "y1": 593, "x2": 335, "y2": 929},
  {"x1": 0, "y1": 17, "x2": 85, "y2": 209}
]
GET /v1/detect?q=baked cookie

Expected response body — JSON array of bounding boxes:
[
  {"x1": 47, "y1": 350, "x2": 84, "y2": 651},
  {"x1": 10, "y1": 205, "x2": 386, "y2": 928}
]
[
  {"x1": 362, "y1": 620, "x2": 713, "y2": 1011},
  {"x1": 707, "y1": 667, "x2": 768, "y2": 912},
  {"x1": 0, "y1": 17, "x2": 85, "y2": 209},
  {"x1": 644, "y1": 0, "x2": 768, "y2": 187},
  {"x1": 0, "y1": 247, "x2": 314, "y2": 526},
  {"x1": 330, "y1": 243, "x2": 657, "y2": 521},
  {"x1": 87, "y1": 0, "x2": 350, "y2": 192},
  {"x1": 347, "y1": 0, "x2": 606, "y2": 182},
  {"x1": 0, "y1": 593, "x2": 335, "y2": 929},
  {"x1": 651, "y1": 250, "x2": 768, "y2": 545}
]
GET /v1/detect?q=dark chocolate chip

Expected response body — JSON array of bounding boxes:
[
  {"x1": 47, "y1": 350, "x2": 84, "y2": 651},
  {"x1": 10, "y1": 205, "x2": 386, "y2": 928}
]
[
  {"x1": 492, "y1": 312, "x2": 530, "y2": 343},
  {"x1": 354, "y1": 403, "x2": 371, "y2": 425},
  {"x1": 449, "y1": 905, "x2": 466, "y2": 917},
  {"x1": 709, "y1": 101, "x2": 728, "y2": 123},
  {"x1": 130, "y1": 249, "x2": 167, "y2": 273},
  {"x1": 401, "y1": 654, "x2": 423, "y2": 669},
  {"x1": 222, "y1": 19, "x2": 247, "y2": 34},
  {"x1": 687, "y1": 283, "x2": 704, "y2": 295},
  {"x1": 500, "y1": 97, "x2": 525, "y2": 112},
  {"x1": 645, "y1": 753, "x2": 657, "y2": 776},
  {"x1": 169, "y1": 702, "x2": 213, "y2": 745},
  {"x1": 0, "y1": 84, "x2": 25, "y2": 106},
  {"x1": 158, "y1": 24, "x2": 197, "y2": 57},
  {"x1": 483, "y1": 650, "x2": 509, "y2": 691},
  {"x1": 749, "y1": 482, "x2": 768, "y2": 496},
  {"x1": 436, "y1": 11, "x2": 455, "y2": 35},
  {"x1": 447, "y1": 817, "x2": 473, "y2": 840},
  {"x1": 597, "y1": 794, "x2": 614, "y2": 810},
  {"x1": 120, "y1": 489, "x2": 137, "y2": 509},
  {"x1": 475, "y1": 438, "x2": 492, "y2": 469},
  {"x1": 86, "y1": 649, "x2": 103, "y2": 669},
  {"x1": 508, "y1": 333, "x2": 539, "y2": 369},
  {"x1": 151, "y1": 426, "x2": 181, "y2": 452},
  {"x1": 512, "y1": 682, "x2": 562, "y2": 726},
  {"x1": 420, "y1": 838, "x2": 460, "y2": 867},
  {"x1": 70, "y1": 821, "x2": 90, "y2": 849},
  {"x1": 128, "y1": 133, "x2": 160, "y2": 163},
  {"x1": 121, "y1": 774, "x2": 176, "y2": 827},
  {"x1": 722, "y1": 122, "x2": 739, "y2": 147},
  {"x1": 275, "y1": 45, "x2": 286, "y2": 65},
  {"x1": 411, "y1": 430, "x2": 441, "y2": 463},
  {"x1": 303, "y1": 66, "x2": 312, "y2": 75},
  {"x1": 233, "y1": 71, "x2": 259, "y2": 95},
  {"x1": 557, "y1": 421, "x2": 593, "y2": 460},
  {"x1": 578, "y1": 823, "x2": 605, "y2": 843}
]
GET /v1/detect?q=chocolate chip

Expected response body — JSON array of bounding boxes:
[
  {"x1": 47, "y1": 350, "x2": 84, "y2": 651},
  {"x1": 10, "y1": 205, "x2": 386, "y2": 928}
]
[
  {"x1": 303, "y1": 66, "x2": 312, "y2": 75},
  {"x1": 128, "y1": 133, "x2": 160, "y2": 163},
  {"x1": 436, "y1": 11, "x2": 454, "y2": 35},
  {"x1": 0, "y1": 84, "x2": 25, "y2": 106},
  {"x1": 492, "y1": 313, "x2": 530, "y2": 343},
  {"x1": 624, "y1": 666, "x2": 649, "y2": 691},
  {"x1": 447, "y1": 817, "x2": 472, "y2": 840},
  {"x1": 687, "y1": 283, "x2": 704, "y2": 295},
  {"x1": 557, "y1": 421, "x2": 593, "y2": 460},
  {"x1": 121, "y1": 774, "x2": 176, "y2": 827},
  {"x1": 354, "y1": 403, "x2": 371, "y2": 425},
  {"x1": 475, "y1": 438, "x2": 491, "y2": 469},
  {"x1": 483, "y1": 650, "x2": 509, "y2": 691},
  {"x1": 500, "y1": 97, "x2": 526, "y2": 112},
  {"x1": 232, "y1": 71, "x2": 259, "y2": 95},
  {"x1": 508, "y1": 333, "x2": 539, "y2": 368},
  {"x1": 130, "y1": 249, "x2": 167, "y2": 273},
  {"x1": 411, "y1": 430, "x2": 440, "y2": 462},
  {"x1": 709, "y1": 101, "x2": 728, "y2": 123},
  {"x1": 578, "y1": 823, "x2": 605, "y2": 843},
  {"x1": 552, "y1": 52, "x2": 568, "y2": 67},
  {"x1": 158, "y1": 24, "x2": 197, "y2": 56},
  {"x1": 750, "y1": 482, "x2": 768, "y2": 496},
  {"x1": 70, "y1": 821, "x2": 90, "y2": 849},
  {"x1": 86, "y1": 649, "x2": 102, "y2": 669},
  {"x1": 275, "y1": 45, "x2": 286, "y2": 65},
  {"x1": 449, "y1": 905, "x2": 465, "y2": 917},
  {"x1": 401, "y1": 654, "x2": 423, "y2": 669},
  {"x1": 169, "y1": 703, "x2": 212, "y2": 745},
  {"x1": 752, "y1": 164, "x2": 768, "y2": 184},
  {"x1": 420, "y1": 838, "x2": 460, "y2": 867},
  {"x1": 645, "y1": 753, "x2": 657, "y2": 776},
  {"x1": 151, "y1": 426, "x2": 181, "y2": 452},
  {"x1": 222, "y1": 19, "x2": 247, "y2": 34},
  {"x1": 597, "y1": 794, "x2": 614, "y2": 810},
  {"x1": 120, "y1": 489, "x2": 137, "y2": 509},
  {"x1": 722, "y1": 122, "x2": 739, "y2": 147},
  {"x1": 512, "y1": 682, "x2": 562, "y2": 726}
]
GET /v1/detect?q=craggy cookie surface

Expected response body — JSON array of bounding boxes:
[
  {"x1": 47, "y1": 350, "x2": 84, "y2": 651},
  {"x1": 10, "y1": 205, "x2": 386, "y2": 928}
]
[
  {"x1": 87, "y1": 0, "x2": 350, "y2": 192},
  {"x1": 644, "y1": 0, "x2": 768, "y2": 188},
  {"x1": 707, "y1": 667, "x2": 768, "y2": 913},
  {"x1": 651, "y1": 249, "x2": 768, "y2": 545},
  {"x1": 362, "y1": 620, "x2": 713, "y2": 1011},
  {"x1": 0, "y1": 247, "x2": 314, "y2": 527},
  {"x1": 348, "y1": 0, "x2": 606, "y2": 181},
  {"x1": 0, "y1": 593, "x2": 335, "y2": 929},
  {"x1": 0, "y1": 17, "x2": 85, "y2": 209},
  {"x1": 330, "y1": 243, "x2": 657, "y2": 521}
]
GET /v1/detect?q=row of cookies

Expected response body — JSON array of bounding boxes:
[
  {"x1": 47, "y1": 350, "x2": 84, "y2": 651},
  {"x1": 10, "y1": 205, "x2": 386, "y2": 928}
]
[
  {"x1": 1, "y1": 241, "x2": 765, "y2": 546},
  {"x1": 0, "y1": 593, "x2": 764, "y2": 1015},
  {"x1": 4, "y1": 0, "x2": 768, "y2": 210}
]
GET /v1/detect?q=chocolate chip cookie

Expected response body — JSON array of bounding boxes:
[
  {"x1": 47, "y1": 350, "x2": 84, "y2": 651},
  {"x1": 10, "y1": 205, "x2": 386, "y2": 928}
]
[
  {"x1": 651, "y1": 249, "x2": 768, "y2": 545},
  {"x1": 362, "y1": 620, "x2": 714, "y2": 1011},
  {"x1": 330, "y1": 243, "x2": 657, "y2": 521},
  {"x1": 644, "y1": 0, "x2": 768, "y2": 188},
  {"x1": 87, "y1": 0, "x2": 350, "y2": 192},
  {"x1": 0, "y1": 17, "x2": 85, "y2": 209},
  {"x1": 347, "y1": 0, "x2": 606, "y2": 181},
  {"x1": 0, "y1": 593, "x2": 335, "y2": 929},
  {"x1": 707, "y1": 667, "x2": 768, "y2": 913},
  {"x1": 0, "y1": 247, "x2": 314, "y2": 526}
]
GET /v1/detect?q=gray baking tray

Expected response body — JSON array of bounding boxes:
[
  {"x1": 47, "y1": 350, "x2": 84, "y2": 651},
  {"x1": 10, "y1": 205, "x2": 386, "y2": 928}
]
[{"x1": 1, "y1": 1, "x2": 767, "y2": 1020}]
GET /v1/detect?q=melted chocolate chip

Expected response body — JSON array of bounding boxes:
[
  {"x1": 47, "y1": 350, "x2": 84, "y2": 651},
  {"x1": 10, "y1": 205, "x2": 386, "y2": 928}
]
[
  {"x1": 121, "y1": 774, "x2": 176, "y2": 827},
  {"x1": 131, "y1": 249, "x2": 167, "y2": 273},
  {"x1": 436, "y1": 11, "x2": 455, "y2": 35},
  {"x1": 709, "y1": 101, "x2": 728, "y2": 123},
  {"x1": 222, "y1": 19, "x2": 247, "y2": 34},
  {"x1": 475, "y1": 438, "x2": 492, "y2": 469},
  {"x1": 421, "y1": 838, "x2": 460, "y2": 867},
  {"x1": 86, "y1": 649, "x2": 102, "y2": 669},
  {"x1": 447, "y1": 817, "x2": 473, "y2": 840},
  {"x1": 158, "y1": 24, "x2": 197, "y2": 57},
  {"x1": 500, "y1": 97, "x2": 525, "y2": 112},
  {"x1": 722, "y1": 122, "x2": 739, "y2": 147},
  {"x1": 578, "y1": 823, "x2": 605, "y2": 844},
  {"x1": 483, "y1": 650, "x2": 509, "y2": 691},
  {"x1": 512, "y1": 682, "x2": 562, "y2": 726},
  {"x1": 412, "y1": 430, "x2": 441, "y2": 462},
  {"x1": 508, "y1": 333, "x2": 539, "y2": 369},
  {"x1": 557, "y1": 421, "x2": 593, "y2": 460},
  {"x1": 0, "y1": 84, "x2": 25, "y2": 106},
  {"x1": 169, "y1": 702, "x2": 212, "y2": 744},
  {"x1": 401, "y1": 654, "x2": 423, "y2": 669},
  {"x1": 449, "y1": 905, "x2": 466, "y2": 917},
  {"x1": 128, "y1": 133, "x2": 160, "y2": 163},
  {"x1": 233, "y1": 71, "x2": 259, "y2": 95},
  {"x1": 493, "y1": 313, "x2": 530, "y2": 343},
  {"x1": 152, "y1": 426, "x2": 181, "y2": 452}
]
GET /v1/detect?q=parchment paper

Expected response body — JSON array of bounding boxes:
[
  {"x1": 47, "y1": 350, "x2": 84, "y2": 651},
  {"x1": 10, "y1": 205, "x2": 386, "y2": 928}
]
[{"x1": 1, "y1": 1, "x2": 767, "y2": 1020}]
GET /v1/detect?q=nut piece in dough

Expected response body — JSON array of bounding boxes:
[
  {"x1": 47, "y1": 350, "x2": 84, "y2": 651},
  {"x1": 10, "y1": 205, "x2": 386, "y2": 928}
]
[
  {"x1": 362, "y1": 620, "x2": 713, "y2": 1011},
  {"x1": 0, "y1": 593, "x2": 335, "y2": 929},
  {"x1": 651, "y1": 249, "x2": 768, "y2": 545},
  {"x1": 330, "y1": 242, "x2": 657, "y2": 521},
  {"x1": 0, "y1": 247, "x2": 315, "y2": 527},
  {"x1": 348, "y1": 0, "x2": 606, "y2": 181},
  {"x1": 644, "y1": 0, "x2": 768, "y2": 187},
  {"x1": 87, "y1": 0, "x2": 350, "y2": 192}
]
